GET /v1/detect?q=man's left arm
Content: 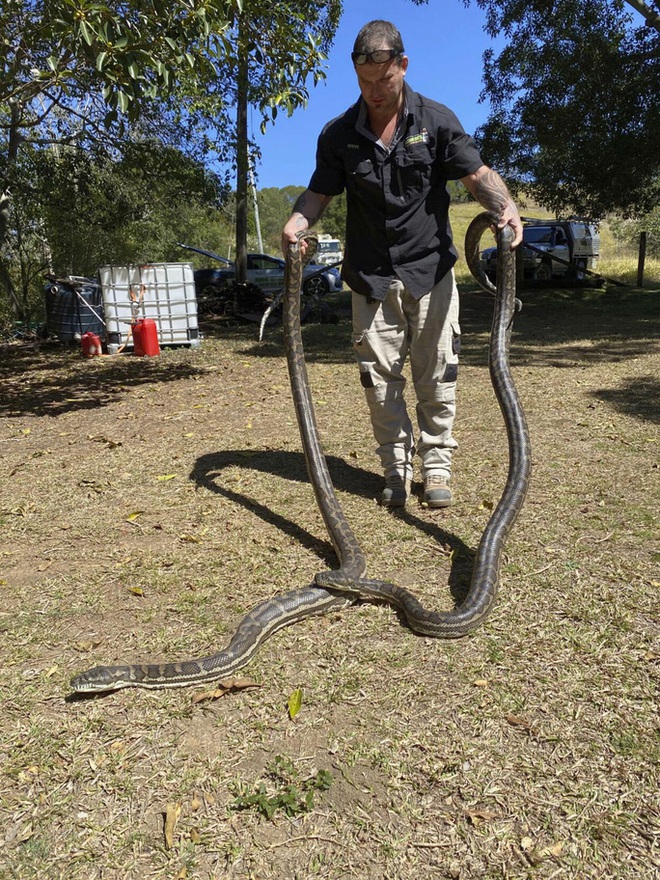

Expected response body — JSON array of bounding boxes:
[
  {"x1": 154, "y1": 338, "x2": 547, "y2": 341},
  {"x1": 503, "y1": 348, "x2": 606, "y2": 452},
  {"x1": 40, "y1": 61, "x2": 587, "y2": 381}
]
[{"x1": 460, "y1": 166, "x2": 523, "y2": 247}]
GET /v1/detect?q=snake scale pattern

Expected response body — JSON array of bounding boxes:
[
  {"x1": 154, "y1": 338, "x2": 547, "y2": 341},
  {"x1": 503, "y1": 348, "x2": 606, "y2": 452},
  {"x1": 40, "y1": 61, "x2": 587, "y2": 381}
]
[{"x1": 70, "y1": 212, "x2": 530, "y2": 693}]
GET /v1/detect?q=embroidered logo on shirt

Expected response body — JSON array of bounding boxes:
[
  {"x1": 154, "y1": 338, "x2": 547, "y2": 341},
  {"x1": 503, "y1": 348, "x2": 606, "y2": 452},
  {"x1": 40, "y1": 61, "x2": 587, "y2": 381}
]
[{"x1": 404, "y1": 129, "x2": 429, "y2": 147}]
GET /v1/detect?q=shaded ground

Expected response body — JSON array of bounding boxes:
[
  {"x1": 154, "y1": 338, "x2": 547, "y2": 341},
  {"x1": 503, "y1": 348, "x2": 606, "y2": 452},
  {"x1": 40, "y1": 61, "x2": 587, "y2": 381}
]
[{"x1": 0, "y1": 284, "x2": 658, "y2": 879}]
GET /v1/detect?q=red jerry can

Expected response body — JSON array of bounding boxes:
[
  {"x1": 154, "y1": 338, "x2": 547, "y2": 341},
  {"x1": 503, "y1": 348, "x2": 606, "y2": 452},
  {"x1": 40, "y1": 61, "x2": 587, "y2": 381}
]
[
  {"x1": 132, "y1": 319, "x2": 160, "y2": 357},
  {"x1": 81, "y1": 332, "x2": 103, "y2": 357}
]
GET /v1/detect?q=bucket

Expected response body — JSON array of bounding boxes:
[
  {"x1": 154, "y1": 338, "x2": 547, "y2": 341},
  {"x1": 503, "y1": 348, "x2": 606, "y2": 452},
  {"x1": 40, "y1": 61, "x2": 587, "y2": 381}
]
[
  {"x1": 133, "y1": 319, "x2": 160, "y2": 356},
  {"x1": 81, "y1": 332, "x2": 103, "y2": 357}
]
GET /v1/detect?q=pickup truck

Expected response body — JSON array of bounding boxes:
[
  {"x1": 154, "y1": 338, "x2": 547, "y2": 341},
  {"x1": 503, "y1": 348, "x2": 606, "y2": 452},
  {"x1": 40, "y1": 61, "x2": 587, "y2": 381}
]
[{"x1": 481, "y1": 217, "x2": 600, "y2": 281}]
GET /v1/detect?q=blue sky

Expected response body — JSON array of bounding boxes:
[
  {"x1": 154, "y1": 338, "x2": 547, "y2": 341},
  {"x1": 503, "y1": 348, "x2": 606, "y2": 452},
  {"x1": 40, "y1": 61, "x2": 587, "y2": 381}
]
[{"x1": 252, "y1": 0, "x2": 505, "y2": 189}]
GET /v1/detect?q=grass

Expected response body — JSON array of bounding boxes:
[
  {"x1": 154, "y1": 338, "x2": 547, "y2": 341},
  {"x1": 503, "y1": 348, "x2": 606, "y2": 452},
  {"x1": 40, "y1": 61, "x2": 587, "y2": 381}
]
[
  {"x1": 0, "y1": 262, "x2": 658, "y2": 878},
  {"x1": 449, "y1": 200, "x2": 660, "y2": 287}
]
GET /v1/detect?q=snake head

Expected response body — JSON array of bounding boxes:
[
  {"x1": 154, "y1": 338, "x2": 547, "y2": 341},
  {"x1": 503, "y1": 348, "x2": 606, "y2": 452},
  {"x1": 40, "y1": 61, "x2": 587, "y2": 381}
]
[{"x1": 70, "y1": 665, "x2": 135, "y2": 693}]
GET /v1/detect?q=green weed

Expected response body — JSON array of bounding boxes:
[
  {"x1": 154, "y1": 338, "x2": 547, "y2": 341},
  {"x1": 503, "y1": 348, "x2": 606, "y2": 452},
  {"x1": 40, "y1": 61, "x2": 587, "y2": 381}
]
[{"x1": 229, "y1": 755, "x2": 333, "y2": 820}]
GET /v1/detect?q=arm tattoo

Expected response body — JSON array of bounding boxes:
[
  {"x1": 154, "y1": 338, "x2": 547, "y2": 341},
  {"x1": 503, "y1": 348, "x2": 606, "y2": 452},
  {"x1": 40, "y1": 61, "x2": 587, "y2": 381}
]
[
  {"x1": 472, "y1": 170, "x2": 514, "y2": 215},
  {"x1": 291, "y1": 192, "x2": 332, "y2": 227}
]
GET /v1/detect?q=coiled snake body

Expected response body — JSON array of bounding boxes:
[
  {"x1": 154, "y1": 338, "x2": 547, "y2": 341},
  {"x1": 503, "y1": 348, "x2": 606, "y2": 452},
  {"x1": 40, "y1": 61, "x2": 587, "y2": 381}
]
[{"x1": 70, "y1": 213, "x2": 530, "y2": 693}]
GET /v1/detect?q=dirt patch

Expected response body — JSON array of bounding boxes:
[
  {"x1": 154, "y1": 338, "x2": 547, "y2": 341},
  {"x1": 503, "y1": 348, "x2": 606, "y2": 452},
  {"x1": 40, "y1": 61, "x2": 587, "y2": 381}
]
[{"x1": 0, "y1": 285, "x2": 658, "y2": 879}]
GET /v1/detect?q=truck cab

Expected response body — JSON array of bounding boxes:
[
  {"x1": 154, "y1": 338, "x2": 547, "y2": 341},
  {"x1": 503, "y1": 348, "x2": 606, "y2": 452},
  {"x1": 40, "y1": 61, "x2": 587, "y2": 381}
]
[
  {"x1": 315, "y1": 235, "x2": 344, "y2": 267},
  {"x1": 481, "y1": 218, "x2": 600, "y2": 282}
]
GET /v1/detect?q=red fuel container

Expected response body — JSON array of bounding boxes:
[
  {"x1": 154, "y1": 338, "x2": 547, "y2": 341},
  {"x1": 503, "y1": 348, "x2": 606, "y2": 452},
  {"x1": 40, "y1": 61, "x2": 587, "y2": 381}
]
[
  {"x1": 132, "y1": 319, "x2": 160, "y2": 357},
  {"x1": 81, "y1": 331, "x2": 103, "y2": 357}
]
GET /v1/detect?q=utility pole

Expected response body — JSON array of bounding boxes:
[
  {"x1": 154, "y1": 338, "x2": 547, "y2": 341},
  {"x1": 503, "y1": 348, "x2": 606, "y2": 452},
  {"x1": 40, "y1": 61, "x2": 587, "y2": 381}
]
[{"x1": 249, "y1": 165, "x2": 263, "y2": 254}]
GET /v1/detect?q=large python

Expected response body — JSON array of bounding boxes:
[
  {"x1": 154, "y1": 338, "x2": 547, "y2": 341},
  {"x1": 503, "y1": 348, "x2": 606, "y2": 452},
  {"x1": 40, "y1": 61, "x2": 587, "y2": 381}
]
[{"x1": 70, "y1": 212, "x2": 530, "y2": 692}]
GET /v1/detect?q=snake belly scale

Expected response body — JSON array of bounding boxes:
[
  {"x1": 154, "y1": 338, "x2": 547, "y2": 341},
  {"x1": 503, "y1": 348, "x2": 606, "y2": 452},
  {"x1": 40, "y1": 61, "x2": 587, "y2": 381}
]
[{"x1": 70, "y1": 213, "x2": 530, "y2": 693}]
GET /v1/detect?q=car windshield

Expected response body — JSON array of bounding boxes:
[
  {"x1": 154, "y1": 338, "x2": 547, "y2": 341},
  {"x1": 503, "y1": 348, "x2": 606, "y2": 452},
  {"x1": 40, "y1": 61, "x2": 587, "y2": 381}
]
[{"x1": 523, "y1": 227, "x2": 553, "y2": 245}]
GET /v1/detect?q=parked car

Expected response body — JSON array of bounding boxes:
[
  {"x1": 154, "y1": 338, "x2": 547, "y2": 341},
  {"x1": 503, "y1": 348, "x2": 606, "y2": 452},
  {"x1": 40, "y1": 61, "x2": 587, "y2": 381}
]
[
  {"x1": 192, "y1": 252, "x2": 343, "y2": 300},
  {"x1": 481, "y1": 217, "x2": 600, "y2": 281}
]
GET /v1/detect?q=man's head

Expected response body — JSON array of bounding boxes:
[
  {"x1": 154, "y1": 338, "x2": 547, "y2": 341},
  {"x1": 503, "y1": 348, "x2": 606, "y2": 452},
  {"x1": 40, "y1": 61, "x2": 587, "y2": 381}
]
[
  {"x1": 352, "y1": 20, "x2": 408, "y2": 119},
  {"x1": 351, "y1": 20, "x2": 405, "y2": 67}
]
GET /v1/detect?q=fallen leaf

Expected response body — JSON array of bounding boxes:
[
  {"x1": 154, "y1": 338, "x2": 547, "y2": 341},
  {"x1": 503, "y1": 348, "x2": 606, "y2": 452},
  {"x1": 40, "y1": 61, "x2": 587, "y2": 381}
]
[
  {"x1": 190, "y1": 793, "x2": 202, "y2": 811},
  {"x1": 74, "y1": 639, "x2": 102, "y2": 652},
  {"x1": 466, "y1": 809, "x2": 498, "y2": 826},
  {"x1": 126, "y1": 511, "x2": 143, "y2": 522},
  {"x1": 127, "y1": 586, "x2": 144, "y2": 597},
  {"x1": 520, "y1": 836, "x2": 534, "y2": 852},
  {"x1": 189, "y1": 828, "x2": 201, "y2": 844},
  {"x1": 157, "y1": 474, "x2": 177, "y2": 481},
  {"x1": 164, "y1": 802, "x2": 182, "y2": 849},
  {"x1": 179, "y1": 533, "x2": 202, "y2": 544},
  {"x1": 473, "y1": 679, "x2": 489, "y2": 688},
  {"x1": 529, "y1": 840, "x2": 565, "y2": 865},
  {"x1": 539, "y1": 841, "x2": 564, "y2": 859},
  {"x1": 505, "y1": 713, "x2": 536, "y2": 732},
  {"x1": 191, "y1": 678, "x2": 261, "y2": 704},
  {"x1": 173, "y1": 867, "x2": 187, "y2": 879},
  {"x1": 288, "y1": 686, "x2": 303, "y2": 720},
  {"x1": 478, "y1": 499, "x2": 494, "y2": 511},
  {"x1": 643, "y1": 650, "x2": 659, "y2": 661}
]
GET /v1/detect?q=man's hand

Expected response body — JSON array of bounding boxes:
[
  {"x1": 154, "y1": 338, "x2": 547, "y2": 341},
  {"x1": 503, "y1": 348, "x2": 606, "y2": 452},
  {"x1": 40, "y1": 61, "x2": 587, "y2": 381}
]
[
  {"x1": 460, "y1": 166, "x2": 523, "y2": 248},
  {"x1": 281, "y1": 190, "x2": 333, "y2": 256},
  {"x1": 282, "y1": 214, "x2": 309, "y2": 256}
]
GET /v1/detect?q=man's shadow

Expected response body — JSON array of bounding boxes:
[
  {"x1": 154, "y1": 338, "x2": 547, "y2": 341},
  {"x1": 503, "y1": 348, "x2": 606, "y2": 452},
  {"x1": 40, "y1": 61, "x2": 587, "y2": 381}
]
[{"x1": 190, "y1": 449, "x2": 475, "y2": 607}]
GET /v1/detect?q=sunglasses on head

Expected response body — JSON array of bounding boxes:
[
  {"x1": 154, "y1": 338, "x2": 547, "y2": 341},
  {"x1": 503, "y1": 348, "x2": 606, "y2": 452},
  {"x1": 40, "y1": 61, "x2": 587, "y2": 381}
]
[{"x1": 351, "y1": 48, "x2": 403, "y2": 65}]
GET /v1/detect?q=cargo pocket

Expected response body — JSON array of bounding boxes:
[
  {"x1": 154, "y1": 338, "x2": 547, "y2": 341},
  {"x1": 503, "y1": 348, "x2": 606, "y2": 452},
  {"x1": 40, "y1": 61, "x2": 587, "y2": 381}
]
[
  {"x1": 451, "y1": 322, "x2": 461, "y2": 355},
  {"x1": 442, "y1": 322, "x2": 461, "y2": 382},
  {"x1": 443, "y1": 363, "x2": 458, "y2": 383}
]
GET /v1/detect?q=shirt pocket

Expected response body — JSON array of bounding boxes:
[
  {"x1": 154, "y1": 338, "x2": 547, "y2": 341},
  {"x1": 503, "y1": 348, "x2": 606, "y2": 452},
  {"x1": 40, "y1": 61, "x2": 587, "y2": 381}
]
[
  {"x1": 345, "y1": 153, "x2": 372, "y2": 177},
  {"x1": 345, "y1": 154, "x2": 379, "y2": 197},
  {"x1": 394, "y1": 144, "x2": 433, "y2": 196}
]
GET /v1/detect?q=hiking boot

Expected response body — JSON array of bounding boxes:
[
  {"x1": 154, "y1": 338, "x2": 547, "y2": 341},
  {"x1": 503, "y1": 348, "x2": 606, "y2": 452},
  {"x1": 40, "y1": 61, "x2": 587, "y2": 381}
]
[
  {"x1": 423, "y1": 474, "x2": 452, "y2": 508},
  {"x1": 380, "y1": 473, "x2": 412, "y2": 508}
]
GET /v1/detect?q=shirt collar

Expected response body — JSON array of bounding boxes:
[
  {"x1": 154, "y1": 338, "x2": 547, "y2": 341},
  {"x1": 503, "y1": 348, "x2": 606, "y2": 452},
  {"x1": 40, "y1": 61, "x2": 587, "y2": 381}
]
[{"x1": 354, "y1": 88, "x2": 410, "y2": 154}]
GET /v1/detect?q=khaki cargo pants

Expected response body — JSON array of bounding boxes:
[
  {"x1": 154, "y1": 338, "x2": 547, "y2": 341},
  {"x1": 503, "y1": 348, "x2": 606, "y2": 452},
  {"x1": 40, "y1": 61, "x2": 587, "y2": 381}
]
[{"x1": 352, "y1": 270, "x2": 460, "y2": 483}]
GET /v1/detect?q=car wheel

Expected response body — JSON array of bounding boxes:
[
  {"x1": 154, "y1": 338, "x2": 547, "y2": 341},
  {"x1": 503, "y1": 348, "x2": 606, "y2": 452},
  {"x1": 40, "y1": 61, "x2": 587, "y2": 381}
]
[
  {"x1": 535, "y1": 261, "x2": 553, "y2": 281},
  {"x1": 574, "y1": 259, "x2": 587, "y2": 280},
  {"x1": 303, "y1": 274, "x2": 330, "y2": 296}
]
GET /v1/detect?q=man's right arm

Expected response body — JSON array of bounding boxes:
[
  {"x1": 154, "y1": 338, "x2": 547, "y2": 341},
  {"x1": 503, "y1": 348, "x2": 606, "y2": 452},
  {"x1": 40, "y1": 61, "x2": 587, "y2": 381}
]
[{"x1": 281, "y1": 190, "x2": 333, "y2": 254}]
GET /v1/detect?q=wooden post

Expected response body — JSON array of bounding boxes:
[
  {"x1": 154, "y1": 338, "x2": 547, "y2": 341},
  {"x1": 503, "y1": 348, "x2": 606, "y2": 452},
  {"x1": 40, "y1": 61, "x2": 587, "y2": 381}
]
[{"x1": 637, "y1": 231, "x2": 647, "y2": 288}]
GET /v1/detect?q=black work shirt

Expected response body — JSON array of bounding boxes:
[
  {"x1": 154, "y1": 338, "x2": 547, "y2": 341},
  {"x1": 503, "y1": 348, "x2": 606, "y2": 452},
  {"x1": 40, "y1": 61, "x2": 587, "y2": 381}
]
[{"x1": 308, "y1": 82, "x2": 484, "y2": 299}]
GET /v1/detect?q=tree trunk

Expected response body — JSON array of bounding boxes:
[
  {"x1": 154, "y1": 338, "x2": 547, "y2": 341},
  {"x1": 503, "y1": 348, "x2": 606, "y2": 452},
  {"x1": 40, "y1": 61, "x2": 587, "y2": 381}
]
[
  {"x1": 235, "y1": 16, "x2": 249, "y2": 286},
  {"x1": 0, "y1": 103, "x2": 24, "y2": 319}
]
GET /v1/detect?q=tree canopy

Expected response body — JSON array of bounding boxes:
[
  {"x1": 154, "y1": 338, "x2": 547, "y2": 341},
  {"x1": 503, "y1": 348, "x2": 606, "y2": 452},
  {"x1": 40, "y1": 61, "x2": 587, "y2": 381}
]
[
  {"x1": 0, "y1": 0, "x2": 342, "y2": 320},
  {"x1": 467, "y1": 0, "x2": 660, "y2": 217}
]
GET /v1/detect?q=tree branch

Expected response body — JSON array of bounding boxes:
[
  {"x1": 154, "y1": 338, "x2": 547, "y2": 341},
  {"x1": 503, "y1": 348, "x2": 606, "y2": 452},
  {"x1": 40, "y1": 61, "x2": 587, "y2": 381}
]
[{"x1": 623, "y1": 0, "x2": 660, "y2": 32}]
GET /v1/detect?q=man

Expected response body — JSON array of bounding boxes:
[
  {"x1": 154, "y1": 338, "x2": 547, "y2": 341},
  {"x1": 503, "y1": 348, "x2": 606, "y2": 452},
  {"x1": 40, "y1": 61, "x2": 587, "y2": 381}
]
[{"x1": 282, "y1": 20, "x2": 522, "y2": 509}]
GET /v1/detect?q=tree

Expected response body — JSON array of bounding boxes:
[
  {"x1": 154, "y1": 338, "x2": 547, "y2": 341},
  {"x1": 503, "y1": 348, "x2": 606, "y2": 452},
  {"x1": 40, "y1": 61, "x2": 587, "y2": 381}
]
[
  {"x1": 210, "y1": 2, "x2": 341, "y2": 281},
  {"x1": 0, "y1": 0, "x2": 237, "y2": 318},
  {"x1": 0, "y1": 0, "x2": 342, "y2": 319},
  {"x1": 465, "y1": 0, "x2": 660, "y2": 217}
]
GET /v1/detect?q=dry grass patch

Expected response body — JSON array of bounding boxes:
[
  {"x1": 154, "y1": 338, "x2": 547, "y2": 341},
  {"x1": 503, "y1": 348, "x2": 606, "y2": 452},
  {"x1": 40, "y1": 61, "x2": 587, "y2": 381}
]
[{"x1": 0, "y1": 282, "x2": 658, "y2": 879}]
